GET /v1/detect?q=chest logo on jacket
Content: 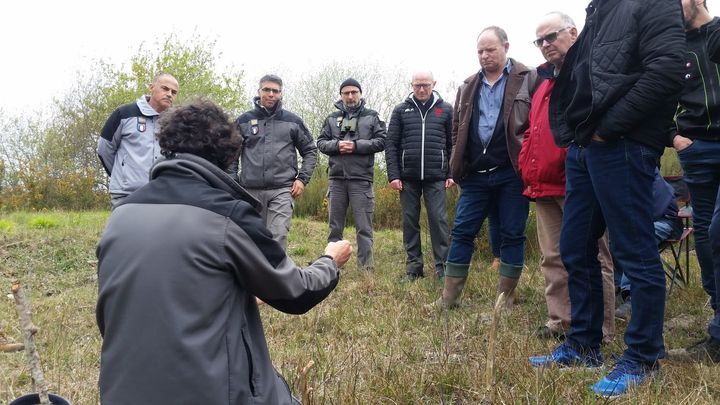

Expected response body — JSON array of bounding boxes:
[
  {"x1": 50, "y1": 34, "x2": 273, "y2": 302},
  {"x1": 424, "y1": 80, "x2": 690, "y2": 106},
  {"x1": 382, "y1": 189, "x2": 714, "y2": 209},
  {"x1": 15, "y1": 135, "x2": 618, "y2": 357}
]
[
  {"x1": 250, "y1": 119, "x2": 260, "y2": 135},
  {"x1": 137, "y1": 117, "x2": 147, "y2": 133},
  {"x1": 434, "y1": 107, "x2": 444, "y2": 117}
]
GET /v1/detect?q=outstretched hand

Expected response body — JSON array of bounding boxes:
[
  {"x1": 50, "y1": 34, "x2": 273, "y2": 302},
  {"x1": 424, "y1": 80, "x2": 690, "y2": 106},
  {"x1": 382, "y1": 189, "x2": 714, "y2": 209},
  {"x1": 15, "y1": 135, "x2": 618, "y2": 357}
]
[{"x1": 324, "y1": 240, "x2": 352, "y2": 268}]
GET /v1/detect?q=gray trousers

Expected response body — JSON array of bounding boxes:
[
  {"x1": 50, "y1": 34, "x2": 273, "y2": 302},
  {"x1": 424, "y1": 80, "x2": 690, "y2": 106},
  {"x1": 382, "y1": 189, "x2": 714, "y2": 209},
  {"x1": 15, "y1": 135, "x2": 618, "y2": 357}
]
[
  {"x1": 328, "y1": 179, "x2": 374, "y2": 268},
  {"x1": 400, "y1": 180, "x2": 449, "y2": 276},
  {"x1": 247, "y1": 187, "x2": 294, "y2": 251}
]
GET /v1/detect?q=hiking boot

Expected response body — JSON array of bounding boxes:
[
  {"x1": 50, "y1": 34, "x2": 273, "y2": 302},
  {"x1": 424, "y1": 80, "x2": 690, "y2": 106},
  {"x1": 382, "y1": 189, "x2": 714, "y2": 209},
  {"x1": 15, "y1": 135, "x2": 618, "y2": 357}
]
[
  {"x1": 402, "y1": 272, "x2": 424, "y2": 282},
  {"x1": 497, "y1": 275, "x2": 519, "y2": 311},
  {"x1": 615, "y1": 298, "x2": 632, "y2": 321},
  {"x1": 590, "y1": 357, "x2": 658, "y2": 398},
  {"x1": 528, "y1": 341, "x2": 604, "y2": 368},
  {"x1": 534, "y1": 325, "x2": 566, "y2": 341},
  {"x1": 685, "y1": 336, "x2": 720, "y2": 363}
]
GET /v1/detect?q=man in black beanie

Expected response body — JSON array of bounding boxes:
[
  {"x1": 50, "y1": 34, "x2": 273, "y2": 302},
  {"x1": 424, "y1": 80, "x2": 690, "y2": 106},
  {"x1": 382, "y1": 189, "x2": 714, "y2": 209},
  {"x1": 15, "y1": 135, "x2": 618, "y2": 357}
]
[{"x1": 318, "y1": 78, "x2": 387, "y2": 270}]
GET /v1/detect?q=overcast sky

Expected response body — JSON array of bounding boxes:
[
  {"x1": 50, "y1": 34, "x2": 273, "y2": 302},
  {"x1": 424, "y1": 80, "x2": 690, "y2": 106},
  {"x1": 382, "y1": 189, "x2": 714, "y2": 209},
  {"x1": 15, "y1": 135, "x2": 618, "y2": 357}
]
[{"x1": 1, "y1": 0, "x2": 715, "y2": 115}]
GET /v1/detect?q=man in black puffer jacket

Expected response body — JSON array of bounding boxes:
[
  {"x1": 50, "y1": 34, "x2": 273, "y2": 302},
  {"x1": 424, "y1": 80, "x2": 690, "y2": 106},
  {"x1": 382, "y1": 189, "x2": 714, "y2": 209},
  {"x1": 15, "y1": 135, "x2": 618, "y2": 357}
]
[
  {"x1": 533, "y1": 0, "x2": 686, "y2": 398},
  {"x1": 385, "y1": 71, "x2": 453, "y2": 280}
]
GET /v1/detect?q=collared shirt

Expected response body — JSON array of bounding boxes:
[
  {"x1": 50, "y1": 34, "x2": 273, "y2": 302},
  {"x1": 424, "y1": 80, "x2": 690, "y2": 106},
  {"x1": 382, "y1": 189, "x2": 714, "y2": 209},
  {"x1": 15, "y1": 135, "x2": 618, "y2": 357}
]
[{"x1": 476, "y1": 59, "x2": 513, "y2": 146}]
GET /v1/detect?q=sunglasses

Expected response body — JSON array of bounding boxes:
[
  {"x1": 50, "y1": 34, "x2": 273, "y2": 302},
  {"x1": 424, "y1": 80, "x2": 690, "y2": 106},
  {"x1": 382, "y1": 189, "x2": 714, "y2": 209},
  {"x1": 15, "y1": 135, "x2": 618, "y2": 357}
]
[
  {"x1": 533, "y1": 27, "x2": 569, "y2": 48},
  {"x1": 261, "y1": 87, "x2": 281, "y2": 94}
]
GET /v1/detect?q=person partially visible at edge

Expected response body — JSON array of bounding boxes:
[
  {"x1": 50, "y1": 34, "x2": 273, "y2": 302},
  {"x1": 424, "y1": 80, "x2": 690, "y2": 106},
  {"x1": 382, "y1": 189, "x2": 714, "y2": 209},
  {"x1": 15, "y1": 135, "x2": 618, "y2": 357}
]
[
  {"x1": 227, "y1": 74, "x2": 318, "y2": 250},
  {"x1": 317, "y1": 78, "x2": 387, "y2": 271},
  {"x1": 529, "y1": 0, "x2": 685, "y2": 398},
  {"x1": 518, "y1": 11, "x2": 615, "y2": 343},
  {"x1": 670, "y1": 0, "x2": 720, "y2": 363},
  {"x1": 385, "y1": 70, "x2": 454, "y2": 281},
  {"x1": 428, "y1": 26, "x2": 539, "y2": 311},
  {"x1": 96, "y1": 99, "x2": 352, "y2": 404},
  {"x1": 97, "y1": 73, "x2": 179, "y2": 209}
]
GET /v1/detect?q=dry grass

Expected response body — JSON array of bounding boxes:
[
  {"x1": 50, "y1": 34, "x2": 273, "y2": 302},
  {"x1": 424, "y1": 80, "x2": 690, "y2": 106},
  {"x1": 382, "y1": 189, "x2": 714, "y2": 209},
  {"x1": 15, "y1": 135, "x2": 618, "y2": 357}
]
[{"x1": 1, "y1": 211, "x2": 719, "y2": 404}]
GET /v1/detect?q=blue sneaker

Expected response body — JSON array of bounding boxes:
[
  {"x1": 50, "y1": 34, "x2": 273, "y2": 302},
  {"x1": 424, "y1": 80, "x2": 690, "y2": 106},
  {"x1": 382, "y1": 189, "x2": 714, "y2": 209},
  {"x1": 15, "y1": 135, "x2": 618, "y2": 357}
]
[
  {"x1": 529, "y1": 341, "x2": 604, "y2": 368},
  {"x1": 590, "y1": 357, "x2": 658, "y2": 398}
]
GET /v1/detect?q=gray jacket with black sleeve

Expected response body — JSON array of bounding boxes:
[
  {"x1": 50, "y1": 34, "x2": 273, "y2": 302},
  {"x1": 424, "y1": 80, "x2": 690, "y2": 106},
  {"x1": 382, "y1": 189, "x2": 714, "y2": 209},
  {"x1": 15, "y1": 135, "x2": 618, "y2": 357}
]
[
  {"x1": 228, "y1": 98, "x2": 317, "y2": 189},
  {"x1": 97, "y1": 96, "x2": 162, "y2": 197},
  {"x1": 96, "y1": 153, "x2": 338, "y2": 405}
]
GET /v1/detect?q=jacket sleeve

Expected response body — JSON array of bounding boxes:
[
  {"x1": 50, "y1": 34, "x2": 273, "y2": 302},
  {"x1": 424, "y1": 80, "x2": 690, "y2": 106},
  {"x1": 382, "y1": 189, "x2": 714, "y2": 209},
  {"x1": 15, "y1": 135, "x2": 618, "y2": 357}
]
[
  {"x1": 596, "y1": 0, "x2": 686, "y2": 139},
  {"x1": 354, "y1": 115, "x2": 387, "y2": 154},
  {"x1": 295, "y1": 121, "x2": 317, "y2": 185},
  {"x1": 317, "y1": 117, "x2": 340, "y2": 156},
  {"x1": 385, "y1": 106, "x2": 402, "y2": 181},
  {"x1": 225, "y1": 117, "x2": 245, "y2": 181},
  {"x1": 97, "y1": 108, "x2": 122, "y2": 176},
  {"x1": 224, "y1": 202, "x2": 339, "y2": 315},
  {"x1": 444, "y1": 103, "x2": 453, "y2": 177}
]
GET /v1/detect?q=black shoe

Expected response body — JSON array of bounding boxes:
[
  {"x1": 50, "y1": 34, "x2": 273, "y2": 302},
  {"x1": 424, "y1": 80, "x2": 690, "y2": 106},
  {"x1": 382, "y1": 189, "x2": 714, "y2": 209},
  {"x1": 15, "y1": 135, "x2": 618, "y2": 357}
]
[
  {"x1": 686, "y1": 336, "x2": 720, "y2": 363},
  {"x1": 534, "y1": 325, "x2": 566, "y2": 341}
]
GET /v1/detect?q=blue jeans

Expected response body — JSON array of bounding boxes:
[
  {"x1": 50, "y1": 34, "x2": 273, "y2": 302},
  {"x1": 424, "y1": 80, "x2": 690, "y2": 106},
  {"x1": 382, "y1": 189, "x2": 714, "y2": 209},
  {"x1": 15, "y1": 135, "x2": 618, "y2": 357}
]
[
  {"x1": 488, "y1": 206, "x2": 501, "y2": 258},
  {"x1": 678, "y1": 140, "x2": 720, "y2": 338},
  {"x1": 618, "y1": 220, "x2": 674, "y2": 292},
  {"x1": 562, "y1": 139, "x2": 665, "y2": 365},
  {"x1": 447, "y1": 167, "x2": 528, "y2": 276}
]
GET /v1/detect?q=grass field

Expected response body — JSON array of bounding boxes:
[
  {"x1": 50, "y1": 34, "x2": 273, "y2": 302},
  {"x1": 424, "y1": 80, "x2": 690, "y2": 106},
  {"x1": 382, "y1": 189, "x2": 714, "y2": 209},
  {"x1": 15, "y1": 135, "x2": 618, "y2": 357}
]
[{"x1": 1, "y1": 210, "x2": 719, "y2": 404}]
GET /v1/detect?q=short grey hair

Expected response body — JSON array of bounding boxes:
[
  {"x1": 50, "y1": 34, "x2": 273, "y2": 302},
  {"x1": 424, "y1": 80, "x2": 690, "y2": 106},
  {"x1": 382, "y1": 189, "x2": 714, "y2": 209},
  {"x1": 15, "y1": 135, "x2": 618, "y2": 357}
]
[
  {"x1": 259, "y1": 74, "x2": 283, "y2": 90},
  {"x1": 545, "y1": 11, "x2": 576, "y2": 28}
]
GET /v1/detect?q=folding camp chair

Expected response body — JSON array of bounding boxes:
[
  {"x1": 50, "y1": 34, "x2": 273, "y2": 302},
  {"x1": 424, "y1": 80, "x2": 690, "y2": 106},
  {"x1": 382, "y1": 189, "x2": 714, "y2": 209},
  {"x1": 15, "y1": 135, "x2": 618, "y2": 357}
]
[{"x1": 660, "y1": 175, "x2": 694, "y2": 295}]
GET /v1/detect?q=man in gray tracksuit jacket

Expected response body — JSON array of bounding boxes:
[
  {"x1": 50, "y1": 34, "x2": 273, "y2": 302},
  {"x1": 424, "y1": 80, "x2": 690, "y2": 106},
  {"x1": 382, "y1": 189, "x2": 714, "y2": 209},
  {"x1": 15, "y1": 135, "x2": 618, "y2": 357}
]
[
  {"x1": 97, "y1": 73, "x2": 179, "y2": 208},
  {"x1": 318, "y1": 78, "x2": 386, "y2": 270},
  {"x1": 227, "y1": 74, "x2": 317, "y2": 250},
  {"x1": 96, "y1": 100, "x2": 351, "y2": 405}
]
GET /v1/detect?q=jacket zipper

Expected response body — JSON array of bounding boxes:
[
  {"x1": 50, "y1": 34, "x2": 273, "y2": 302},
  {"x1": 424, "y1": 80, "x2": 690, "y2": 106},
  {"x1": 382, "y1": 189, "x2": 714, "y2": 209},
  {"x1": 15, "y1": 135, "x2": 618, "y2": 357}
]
[{"x1": 410, "y1": 95, "x2": 439, "y2": 180}]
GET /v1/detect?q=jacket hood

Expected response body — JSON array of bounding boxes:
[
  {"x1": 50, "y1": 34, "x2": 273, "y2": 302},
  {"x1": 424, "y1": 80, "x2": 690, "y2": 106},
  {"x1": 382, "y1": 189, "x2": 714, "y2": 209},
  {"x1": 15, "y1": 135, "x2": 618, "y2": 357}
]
[
  {"x1": 151, "y1": 153, "x2": 262, "y2": 212},
  {"x1": 136, "y1": 96, "x2": 160, "y2": 116}
]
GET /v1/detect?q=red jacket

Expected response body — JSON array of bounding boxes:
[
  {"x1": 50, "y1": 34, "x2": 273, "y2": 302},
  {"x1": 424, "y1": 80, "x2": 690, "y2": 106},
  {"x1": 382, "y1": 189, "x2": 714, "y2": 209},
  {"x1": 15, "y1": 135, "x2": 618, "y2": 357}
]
[{"x1": 518, "y1": 78, "x2": 566, "y2": 200}]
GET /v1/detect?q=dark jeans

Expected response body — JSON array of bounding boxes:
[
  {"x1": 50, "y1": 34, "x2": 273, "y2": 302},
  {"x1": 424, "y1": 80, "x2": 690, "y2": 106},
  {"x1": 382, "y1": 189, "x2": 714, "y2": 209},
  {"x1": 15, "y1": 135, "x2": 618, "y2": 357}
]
[
  {"x1": 447, "y1": 167, "x2": 528, "y2": 274},
  {"x1": 400, "y1": 180, "x2": 449, "y2": 276},
  {"x1": 678, "y1": 140, "x2": 720, "y2": 310},
  {"x1": 562, "y1": 139, "x2": 665, "y2": 365},
  {"x1": 488, "y1": 205, "x2": 501, "y2": 258},
  {"x1": 678, "y1": 139, "x2": 720, "y2": 338}
]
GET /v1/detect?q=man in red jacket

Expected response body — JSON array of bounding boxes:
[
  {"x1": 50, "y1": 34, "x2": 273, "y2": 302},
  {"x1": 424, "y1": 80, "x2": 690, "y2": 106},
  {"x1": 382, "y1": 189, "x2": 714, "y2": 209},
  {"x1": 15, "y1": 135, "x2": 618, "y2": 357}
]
[{"x1": 519, "y1": 12, "x2": 615, "y2": 342}]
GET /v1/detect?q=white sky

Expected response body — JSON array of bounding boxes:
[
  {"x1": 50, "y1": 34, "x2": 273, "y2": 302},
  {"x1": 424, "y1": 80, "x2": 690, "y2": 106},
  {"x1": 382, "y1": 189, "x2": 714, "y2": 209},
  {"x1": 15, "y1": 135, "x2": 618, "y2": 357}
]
[{"x1": 1, "y1": 0, "x2": 714, "y2": 115}]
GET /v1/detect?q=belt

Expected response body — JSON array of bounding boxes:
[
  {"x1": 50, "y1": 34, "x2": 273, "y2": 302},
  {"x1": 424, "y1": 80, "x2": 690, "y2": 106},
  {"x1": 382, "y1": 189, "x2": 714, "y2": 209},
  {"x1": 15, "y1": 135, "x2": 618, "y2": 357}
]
[{"x1": 477, "y1": 166, "x2": 499, "y2": 174}]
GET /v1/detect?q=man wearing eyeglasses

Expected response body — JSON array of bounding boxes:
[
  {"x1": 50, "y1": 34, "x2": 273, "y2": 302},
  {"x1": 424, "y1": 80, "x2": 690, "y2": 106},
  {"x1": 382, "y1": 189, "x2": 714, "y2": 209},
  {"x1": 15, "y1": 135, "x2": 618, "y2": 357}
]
[
  {"x1": 520, "y1": 12, "x2": 616, "y2": 344},
  {"x1": 539, "y1": 0, "x2": 685, "y2": 398},
  {"x1": 429, "y1": 26, "x2": 539, "y2": 310},
  {"x1": 228, "y1": 74, "x2": 317, "y2": 250},
  {"x1": 318, "y1": 78, "x2": 387, "y2": 271},
  {"x1": 385, "y1": 71, "x2": 454, "y2": 281}
]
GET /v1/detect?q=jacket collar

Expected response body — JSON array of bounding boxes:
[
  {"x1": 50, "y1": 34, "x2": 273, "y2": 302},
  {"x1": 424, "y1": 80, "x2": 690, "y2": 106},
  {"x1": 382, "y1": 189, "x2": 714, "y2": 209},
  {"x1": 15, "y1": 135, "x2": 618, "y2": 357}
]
[
  {"x1": 151, "y1": 153, "x2": 262, "y2": 212},
  {"x1": 136, "y1": 96, "x2": 160, "y2": 116},
  {"x1": 253, "y1": 96, "x2": 283, "y2": 117}
]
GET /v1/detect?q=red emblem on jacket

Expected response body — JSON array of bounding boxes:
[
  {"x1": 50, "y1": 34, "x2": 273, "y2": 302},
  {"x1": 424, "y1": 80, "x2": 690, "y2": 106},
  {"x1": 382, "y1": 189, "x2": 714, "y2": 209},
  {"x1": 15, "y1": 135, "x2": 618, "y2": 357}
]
[{"x1": 434, "y1": 107, "x2": 443, "y2": 117}]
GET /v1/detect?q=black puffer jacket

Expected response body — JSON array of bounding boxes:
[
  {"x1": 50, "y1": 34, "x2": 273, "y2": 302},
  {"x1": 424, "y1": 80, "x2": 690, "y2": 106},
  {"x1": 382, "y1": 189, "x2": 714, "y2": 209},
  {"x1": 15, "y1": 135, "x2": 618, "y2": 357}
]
[
  {"x1": 675, "y1": 17, "x2": 720, "y2": 142},
  {"x1": 385, "y1": 92, "x2": 453, "y2": 182},
  {"x1": 317, "y1": 99, "x2": 386, "y2": 182},
  {"x1": 549, "y1": 0, "x2": 686, "y2": 152}
]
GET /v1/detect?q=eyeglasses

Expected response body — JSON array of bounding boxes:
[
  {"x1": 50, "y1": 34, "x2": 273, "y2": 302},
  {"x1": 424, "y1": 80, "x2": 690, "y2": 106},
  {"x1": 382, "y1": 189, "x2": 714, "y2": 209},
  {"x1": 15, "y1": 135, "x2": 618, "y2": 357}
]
[
  {"x1": 261, "y1": 87, "x2": 281, "y2": 94},
  {"x1": 533, "y1": 27, "x2": 569, "y2": 48},
  {"x1": 412, "y1": 83, "x2": 433, "y2": 90},
  {"x1": 341, "y1": 90, "x2": 360, "y2": 96}
]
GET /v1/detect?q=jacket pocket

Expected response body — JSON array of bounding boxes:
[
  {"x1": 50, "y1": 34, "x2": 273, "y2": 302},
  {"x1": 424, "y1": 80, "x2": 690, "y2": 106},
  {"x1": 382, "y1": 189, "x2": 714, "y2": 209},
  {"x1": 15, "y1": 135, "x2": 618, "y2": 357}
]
[{"x1": 241, "y1": 330, "x2": 257, "y2": 396}]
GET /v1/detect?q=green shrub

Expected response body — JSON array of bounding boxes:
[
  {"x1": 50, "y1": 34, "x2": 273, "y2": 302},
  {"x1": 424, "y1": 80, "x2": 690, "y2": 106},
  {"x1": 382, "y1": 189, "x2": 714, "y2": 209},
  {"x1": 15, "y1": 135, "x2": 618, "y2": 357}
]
[
  {"x1": 0, "y1": 219, "x2": 14, "y2": 232},
  {"x1": 29, "y1": 215, "x2": 61, "y2": 229}
]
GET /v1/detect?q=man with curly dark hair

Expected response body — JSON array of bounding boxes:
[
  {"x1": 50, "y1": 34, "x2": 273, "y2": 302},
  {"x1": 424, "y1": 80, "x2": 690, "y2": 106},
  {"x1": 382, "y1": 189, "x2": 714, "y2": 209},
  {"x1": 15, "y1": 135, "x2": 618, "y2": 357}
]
[{"x1": 96, "y1": 99, "x2": 352, "y2": 404}]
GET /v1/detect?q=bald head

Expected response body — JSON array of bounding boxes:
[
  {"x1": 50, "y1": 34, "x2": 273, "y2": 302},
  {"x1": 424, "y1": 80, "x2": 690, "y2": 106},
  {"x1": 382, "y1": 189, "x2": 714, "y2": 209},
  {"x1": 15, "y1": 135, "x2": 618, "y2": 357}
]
[
  {"x1": 148, "y1": 73, "x2": 179, "y2": 113},
  {"x1": 535, "y1": 12, "x2": 577, "y2": 68},
  {"x1": 410, "y1": 70, "x2": 436, "y2": 102}
]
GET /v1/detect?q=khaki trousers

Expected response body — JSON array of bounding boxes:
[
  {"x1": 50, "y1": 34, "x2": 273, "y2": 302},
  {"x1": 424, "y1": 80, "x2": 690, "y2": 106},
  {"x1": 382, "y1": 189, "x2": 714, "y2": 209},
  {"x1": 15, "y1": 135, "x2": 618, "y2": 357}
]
[{"x1": 535, "y1": 196, "x2": 615, "y2": 341}]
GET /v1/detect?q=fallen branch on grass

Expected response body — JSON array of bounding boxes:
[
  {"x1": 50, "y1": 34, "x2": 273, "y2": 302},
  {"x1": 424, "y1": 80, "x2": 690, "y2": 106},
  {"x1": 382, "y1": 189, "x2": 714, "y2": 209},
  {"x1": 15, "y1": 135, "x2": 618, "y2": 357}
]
[
  {"x1": 12, "y1": 282, "x2": 51, "y2": 405},
  {"x1": 299, "y1": 360, "x2": 315, "y2": 405},
  {"x1": 0, "y1": 325, "x2": 25, "y2": 353}
]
